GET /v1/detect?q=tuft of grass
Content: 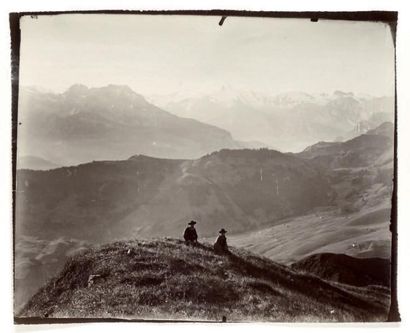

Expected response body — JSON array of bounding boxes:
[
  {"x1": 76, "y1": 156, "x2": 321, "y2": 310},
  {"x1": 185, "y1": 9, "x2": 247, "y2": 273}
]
[{"x1": 19, "y1": 238, "x2": 390, "y2": 322}]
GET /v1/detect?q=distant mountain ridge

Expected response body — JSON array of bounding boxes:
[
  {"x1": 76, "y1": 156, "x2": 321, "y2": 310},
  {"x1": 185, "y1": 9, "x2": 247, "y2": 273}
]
[
  {"x1": 17, "y1": 155, "x2": 60, "y2": 171},
  {"x1": 297, "y1": 121, "x2": 394, "y2": 169},
  {"x1": 17, "y1": 85, "x2": 241, "y2": 166},
  {"x1": 150, "y1": 87, "x2": 394, "y2": 152}
]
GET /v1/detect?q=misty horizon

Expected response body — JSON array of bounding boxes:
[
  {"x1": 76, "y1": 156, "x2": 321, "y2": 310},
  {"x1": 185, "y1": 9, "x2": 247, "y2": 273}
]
[
  {"x1": 22, "y1": 82, "x2": 395, "y2": 99},
  {"x1": 19, "y1": 14, "x2": 395, "y2": 97},
  {"x1": 17, "y1": 81, "x2": 395, "y2": 165}
]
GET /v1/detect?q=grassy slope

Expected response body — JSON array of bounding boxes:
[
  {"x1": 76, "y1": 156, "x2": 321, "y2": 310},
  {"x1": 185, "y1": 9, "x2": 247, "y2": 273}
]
[
  {"x1": 229, "y1": 205, "x2": 391, "y2": 264},
  {"x1": 20, "y1": 239, "x2": 390, "y2": 322}
]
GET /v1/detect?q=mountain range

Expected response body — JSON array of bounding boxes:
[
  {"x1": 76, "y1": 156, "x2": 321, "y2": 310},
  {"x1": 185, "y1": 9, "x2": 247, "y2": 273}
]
[
  {"x1": 150, "y1": 87, "x2": 394, "y2": 152},
  {"x1": 17, "y1": 155, "x2": 61, "y2": 171},
  {"x1": 17, "y1": 85, "x2": 240, "y2": 167},
  {"x1": 17, "y1": 85, "x2": 394, "y2": 169}
]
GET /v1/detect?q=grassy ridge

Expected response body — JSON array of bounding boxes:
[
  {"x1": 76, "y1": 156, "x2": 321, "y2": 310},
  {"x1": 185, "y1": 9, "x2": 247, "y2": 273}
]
[{"x1": 19, "y1": 239, "x2": 390, "y2": 322}]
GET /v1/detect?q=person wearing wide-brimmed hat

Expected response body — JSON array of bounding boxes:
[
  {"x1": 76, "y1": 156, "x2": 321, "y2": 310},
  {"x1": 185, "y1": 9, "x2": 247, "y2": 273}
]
[
  {"x1": 214, "y1": 228, "x2": 229, "y2": 254},
  {"x1": 183, "y1": 220, "x2": 198, "y2": 245}
]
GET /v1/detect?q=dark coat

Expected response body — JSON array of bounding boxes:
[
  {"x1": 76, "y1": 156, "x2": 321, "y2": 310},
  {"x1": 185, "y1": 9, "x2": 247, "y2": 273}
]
[
  {"x1": 214, "y1": 234, "x2": 228, "y2": 253},
  {"x1": 184, "y1": 226, "x2": 198, "y2": 242}
]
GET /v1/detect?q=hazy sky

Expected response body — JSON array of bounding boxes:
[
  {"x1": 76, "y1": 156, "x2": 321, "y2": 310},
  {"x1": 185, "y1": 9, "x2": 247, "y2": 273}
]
[{"x1": 20, "y1": 14, "x2": 395, "y2": 96}]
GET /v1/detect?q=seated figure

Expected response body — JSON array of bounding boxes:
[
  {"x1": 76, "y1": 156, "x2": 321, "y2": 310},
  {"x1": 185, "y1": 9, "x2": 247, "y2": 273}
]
[
  {"x1": 183, "y1": 220, "x2": 198, "y2": 245},
  {"x1": 214, "y1": 228, "x2": 229, "y2": 254}
]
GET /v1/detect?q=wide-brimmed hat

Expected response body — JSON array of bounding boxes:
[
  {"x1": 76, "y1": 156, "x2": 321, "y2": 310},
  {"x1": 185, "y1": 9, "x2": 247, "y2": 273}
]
[
  {"x1": 219, "y1": 228, "x2": 227, "y2": 234},
  {"x1": 188, "y1": 220, "x2": 197, "y2": 225}
]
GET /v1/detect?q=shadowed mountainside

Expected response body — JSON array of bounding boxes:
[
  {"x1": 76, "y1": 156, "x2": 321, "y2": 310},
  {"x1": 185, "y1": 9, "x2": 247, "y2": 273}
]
[
  {"x1": 291, "y1": 253, "x2": 390, "y2": 287},
  {"x1": 16, "y1": 149, "x2": 333, "y2": 242},
  {"x1": 18, "y1": 239, "x2": 390, "y2": 322}
]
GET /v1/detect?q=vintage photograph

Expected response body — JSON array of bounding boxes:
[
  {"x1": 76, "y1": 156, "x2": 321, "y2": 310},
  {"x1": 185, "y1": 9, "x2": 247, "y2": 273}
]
[{"x1": 13, "y1": 12, "x2": 396, "y2": 322}]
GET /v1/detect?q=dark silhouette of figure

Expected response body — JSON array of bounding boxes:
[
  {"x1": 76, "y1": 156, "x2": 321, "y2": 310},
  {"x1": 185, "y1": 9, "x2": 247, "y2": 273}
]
[
  {"x1": 214, "y1": 228, "x2": 229, "y2": 254},
  {"x1": 184, "y1": 220, "x2": 198, "y2": 245}
]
